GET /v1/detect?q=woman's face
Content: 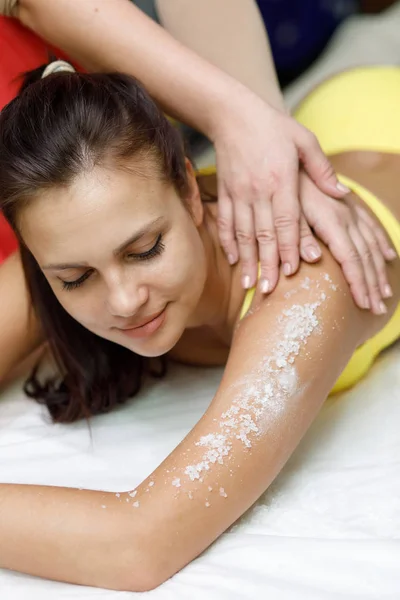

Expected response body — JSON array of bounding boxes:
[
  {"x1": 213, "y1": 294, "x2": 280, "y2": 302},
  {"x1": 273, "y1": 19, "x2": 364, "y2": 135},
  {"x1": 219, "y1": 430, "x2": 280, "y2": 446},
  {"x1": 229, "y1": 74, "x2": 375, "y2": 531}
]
[{"x1": 20, "y1": 159, "x2": 208, "y2": 357}]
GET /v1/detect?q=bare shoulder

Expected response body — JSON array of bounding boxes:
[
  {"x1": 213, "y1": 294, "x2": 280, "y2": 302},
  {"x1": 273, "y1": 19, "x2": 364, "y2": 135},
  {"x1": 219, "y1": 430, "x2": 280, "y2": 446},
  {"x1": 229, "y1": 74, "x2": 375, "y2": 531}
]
[{"x1": 226, "y1": 244, "x2": 399, "y2": 393}]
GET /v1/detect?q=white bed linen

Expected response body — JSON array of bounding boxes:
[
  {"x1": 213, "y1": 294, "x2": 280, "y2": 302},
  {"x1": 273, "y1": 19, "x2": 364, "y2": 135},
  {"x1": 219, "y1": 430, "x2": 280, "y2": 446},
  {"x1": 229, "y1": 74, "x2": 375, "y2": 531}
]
[{"x1": 1, "y1": 4, "x2": 400, "y2": 598}]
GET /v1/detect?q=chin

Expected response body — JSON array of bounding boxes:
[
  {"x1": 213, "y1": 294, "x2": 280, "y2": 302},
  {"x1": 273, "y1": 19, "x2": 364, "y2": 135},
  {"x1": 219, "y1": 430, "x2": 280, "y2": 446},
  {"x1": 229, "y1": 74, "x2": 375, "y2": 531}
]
[
  {"x1": 118, "y1": 322, "x2": 185, "y2": 358},
  {"x1": 123, "y1": 337, "x2": 177, "y2": 358}
]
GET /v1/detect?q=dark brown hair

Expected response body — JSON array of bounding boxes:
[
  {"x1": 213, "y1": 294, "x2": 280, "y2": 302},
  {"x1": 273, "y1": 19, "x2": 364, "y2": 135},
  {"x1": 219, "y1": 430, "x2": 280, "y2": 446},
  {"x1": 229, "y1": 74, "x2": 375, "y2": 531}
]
[{"x1": 0, "y1": 66, "x2": 191, "y2": 423}]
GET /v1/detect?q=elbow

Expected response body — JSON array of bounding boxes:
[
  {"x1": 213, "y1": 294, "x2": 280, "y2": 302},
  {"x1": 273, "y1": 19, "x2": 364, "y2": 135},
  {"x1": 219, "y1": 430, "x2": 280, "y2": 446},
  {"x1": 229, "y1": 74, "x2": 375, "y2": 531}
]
[
  {"x1": 93, "y1": 556, "x2": 166, "y2": 593},
  {"x1": 120, "y1": 564, "x2": 170, "y2": 593},
  {"x1": 116, "y1": 546, "x2": 174, "y2": 593}
]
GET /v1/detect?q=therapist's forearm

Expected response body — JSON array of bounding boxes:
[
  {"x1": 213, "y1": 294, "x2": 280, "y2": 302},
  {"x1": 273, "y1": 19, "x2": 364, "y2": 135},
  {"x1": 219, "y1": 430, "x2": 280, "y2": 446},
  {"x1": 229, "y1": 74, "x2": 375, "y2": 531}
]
[
  {"x1": 16, "y1": 0, "x2": 282, "y2": 141},
  {"x1": 156, "y1": 0, "x2": 284, "y2": 111},
  {"x1": 0, "y1": 483, "x2": 146, "y2": 591}
]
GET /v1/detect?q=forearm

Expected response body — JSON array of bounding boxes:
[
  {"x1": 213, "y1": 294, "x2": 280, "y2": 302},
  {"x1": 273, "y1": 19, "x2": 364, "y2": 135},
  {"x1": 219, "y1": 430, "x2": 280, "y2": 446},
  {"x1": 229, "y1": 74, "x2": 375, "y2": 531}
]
[
  {"x1": 156, "y1": 0, "x2": 284, "y2": 111},
  {"x1": 16, "y1": 0, "x2": 272, "y2": 138},
  {"x1": 0, "y1": 483, "x2": 147, "y2": 591}
]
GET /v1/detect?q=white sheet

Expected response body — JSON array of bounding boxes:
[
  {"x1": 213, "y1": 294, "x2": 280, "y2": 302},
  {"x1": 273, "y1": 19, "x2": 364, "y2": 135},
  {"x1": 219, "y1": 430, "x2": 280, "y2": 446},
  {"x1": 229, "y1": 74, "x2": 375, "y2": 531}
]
[{"x1": 1, "y1": 4, "x2": 400, "y2": 598}]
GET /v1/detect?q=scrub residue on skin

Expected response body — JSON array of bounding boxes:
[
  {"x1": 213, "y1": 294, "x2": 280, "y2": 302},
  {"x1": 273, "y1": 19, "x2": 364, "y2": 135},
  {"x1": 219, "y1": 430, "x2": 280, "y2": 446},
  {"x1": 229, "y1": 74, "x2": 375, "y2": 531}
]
[
  {"x1": 109, "y1": 274, "x2": 336, "y2": 511},
  {"x1": 182, "y1": 274, "x2": 335, "y2": 492}
]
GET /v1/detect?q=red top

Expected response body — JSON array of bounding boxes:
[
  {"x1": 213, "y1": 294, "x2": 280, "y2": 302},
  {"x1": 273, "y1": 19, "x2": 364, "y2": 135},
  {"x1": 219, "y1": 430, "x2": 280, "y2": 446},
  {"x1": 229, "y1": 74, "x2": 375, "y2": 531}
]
[{"x1": 0, "y1": 17, "x2": 77, "y2": 262}]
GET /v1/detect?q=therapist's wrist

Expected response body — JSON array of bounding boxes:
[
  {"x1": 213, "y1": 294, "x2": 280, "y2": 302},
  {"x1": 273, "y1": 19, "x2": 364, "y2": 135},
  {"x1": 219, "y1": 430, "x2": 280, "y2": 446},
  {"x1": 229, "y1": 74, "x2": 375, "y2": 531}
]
[
  {"x1": 205, "y1": 81, "x2": 259, "y2": 142},
  {"x1": 206, "y1": 82, "x2": 284, "y2": 145}
]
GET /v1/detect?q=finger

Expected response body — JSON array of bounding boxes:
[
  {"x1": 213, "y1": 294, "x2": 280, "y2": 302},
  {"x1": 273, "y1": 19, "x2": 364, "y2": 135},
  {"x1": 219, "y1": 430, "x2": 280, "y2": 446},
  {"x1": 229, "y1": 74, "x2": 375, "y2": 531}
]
[
  {"x1": 348, "y1": 224, "x2": 386, "y2": 315},
  {"x1": 254, "y1": 199, "x2": 279, "y2": 294},
  {"x1": 313, "y1": 216, "x2": 369, "y2": 310},
  {"x1": 217, "y1": 191, "x2": 238, "y2": 265},
  {"x1": 272, "y1": 174, "x2": 301, "y2": 276},
  {"x1": 355, "y1": 205, "x2": 397, "y2": 262},
  {"x1": 356, "y1": 218, "x2": 393, "y2": 300},
  {"x1": 295, "y1": 127, "x2": 350, "y2": 198},
  {"x1": 234, "y1": 202, "x2": 258, "y2": 289},
  {"x1": 299, "y1": 213, "x2": 322, "y2": 263}
]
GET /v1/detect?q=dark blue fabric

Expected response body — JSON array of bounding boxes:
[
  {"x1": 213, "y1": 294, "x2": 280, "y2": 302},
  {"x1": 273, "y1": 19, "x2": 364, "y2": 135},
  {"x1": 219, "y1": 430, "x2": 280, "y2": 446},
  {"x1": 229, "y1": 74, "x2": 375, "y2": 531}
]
[{"x1": 256, "y1": 0, "x2": 359, "y2": 81}]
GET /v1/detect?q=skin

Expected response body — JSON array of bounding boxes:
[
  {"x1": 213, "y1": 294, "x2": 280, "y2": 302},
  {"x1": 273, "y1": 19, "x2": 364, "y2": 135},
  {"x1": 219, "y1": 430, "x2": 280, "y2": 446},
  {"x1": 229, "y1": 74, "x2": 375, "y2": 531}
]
[
  {"x1": 10, "y1": 0, "x2": 388, "y2": 306},
  {"x1": 0, "y1": 147, "x2": 399, "y2": 590}
]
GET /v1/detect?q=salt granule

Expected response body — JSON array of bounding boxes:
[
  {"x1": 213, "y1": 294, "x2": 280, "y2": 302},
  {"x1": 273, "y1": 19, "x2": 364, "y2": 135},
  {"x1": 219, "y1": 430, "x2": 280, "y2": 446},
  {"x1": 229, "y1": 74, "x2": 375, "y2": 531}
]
[
  {"x1": 115, "y1": 493, "x2": 120, "y2": 498},
  {"x1": 205, "y1": 501, "x2": 210, "y2": 507},
  {"x1": 184, "y1": 281, "x2": 327, "y2": 483},
  {"x1": 133, "y1": 501, "x2": 140, "y2": 508},
  {"x1": 149, "y1": 481, "x2": 155, "y2": 487},
  {"x1": 184, "y1": 433, "x2": 231, "y2": 481},
  {"x1": 323, "y1": 272, "x2": 338, "y2": 291},
  {"x1": 101, "y1": 505, "x2": 107, "y2": 509},
  {"x1": 219, "y1": 487, "x2": 228, "y2": 498},
  {"x1": 172, "y1": 478, "x2": 181, "y2": 488},
  {"x1": 129, "y1": 490, "x2": 137, "y2": 498}
]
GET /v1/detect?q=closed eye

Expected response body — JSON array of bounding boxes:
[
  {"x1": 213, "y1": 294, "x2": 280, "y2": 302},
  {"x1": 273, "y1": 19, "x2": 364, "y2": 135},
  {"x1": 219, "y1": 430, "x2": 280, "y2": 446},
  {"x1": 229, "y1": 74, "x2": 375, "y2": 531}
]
[
  {"x1": 127, "y1": 233, "x2": 164, "y2": 261},
  {"x1": 61, "y1": 269, "x2": 93, "y2": 291},
  {"x1": 60, "y1": 234, "x2": 165, "y2": 291}
]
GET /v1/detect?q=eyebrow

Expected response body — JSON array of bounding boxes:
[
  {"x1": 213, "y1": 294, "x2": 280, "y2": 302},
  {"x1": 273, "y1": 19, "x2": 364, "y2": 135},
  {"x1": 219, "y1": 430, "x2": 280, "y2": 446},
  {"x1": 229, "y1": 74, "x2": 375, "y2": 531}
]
[{"x1": 42, "y1": 216, "x2": 164, "y2": 271}]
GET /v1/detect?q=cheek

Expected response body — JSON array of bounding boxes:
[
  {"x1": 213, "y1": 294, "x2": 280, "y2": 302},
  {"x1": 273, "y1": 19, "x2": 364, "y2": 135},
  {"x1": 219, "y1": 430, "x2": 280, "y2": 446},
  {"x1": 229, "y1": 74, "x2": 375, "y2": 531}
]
[
  {"x1": 162, "y1": 223, "x2": 206, "y2": 296},
  {"x1": 50, "y1": 283, "x2": 105, "y2": 331}
]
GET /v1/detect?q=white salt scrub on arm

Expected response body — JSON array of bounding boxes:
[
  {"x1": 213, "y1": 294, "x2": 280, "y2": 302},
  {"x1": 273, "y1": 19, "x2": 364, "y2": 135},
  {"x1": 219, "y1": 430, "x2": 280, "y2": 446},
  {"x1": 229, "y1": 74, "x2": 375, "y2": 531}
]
[{"x1": 100, "y1": 262, "x2": 360, "y2": 590}]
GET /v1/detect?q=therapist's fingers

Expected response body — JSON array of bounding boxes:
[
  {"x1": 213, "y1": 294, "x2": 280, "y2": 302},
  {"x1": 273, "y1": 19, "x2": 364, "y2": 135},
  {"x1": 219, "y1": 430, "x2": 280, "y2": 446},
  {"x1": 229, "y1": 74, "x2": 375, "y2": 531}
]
[
  {"x1": 299, "y1": 214, "x2": 322, "y2": 263},
  {"x1": 272, "y1": 172, "x2": 301, "y2": 277},
  {"x1": 254, "y1": 199, "x2": 279, "y2": 294},
  {"x1": 356, "y1": 218, "x2": 392, "y2": 300},
  {"x1": 354, "y1": 205, "x2": 397, "y2": 262},
  {"x1": 234, "y1": 201, "x2": 258, "y2": 289},
  {"x1": 217, "y1": 190, "x2": 239, "y2": 266},
  {"x1": 348, "y1": 223, "x2": 385, "y2": 315}
]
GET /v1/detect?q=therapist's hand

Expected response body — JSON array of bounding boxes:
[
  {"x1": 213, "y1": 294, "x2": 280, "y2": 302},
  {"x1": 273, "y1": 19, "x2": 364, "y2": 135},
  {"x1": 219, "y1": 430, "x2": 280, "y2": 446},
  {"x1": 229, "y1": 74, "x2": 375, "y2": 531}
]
[
  {"x1": 299, "y1": 170, "x2": 396, "y2": 315},
  {"x1": 212, "y1": 93, "x2": 349, "y2": 294}
]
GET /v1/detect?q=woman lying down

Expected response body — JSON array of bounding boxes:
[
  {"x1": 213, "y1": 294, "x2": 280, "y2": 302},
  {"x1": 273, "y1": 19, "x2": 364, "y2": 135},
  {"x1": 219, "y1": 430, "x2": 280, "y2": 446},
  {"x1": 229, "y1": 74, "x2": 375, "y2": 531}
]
[{"x1": 0, "y1": 61, "x2": 399, "y2": 592}]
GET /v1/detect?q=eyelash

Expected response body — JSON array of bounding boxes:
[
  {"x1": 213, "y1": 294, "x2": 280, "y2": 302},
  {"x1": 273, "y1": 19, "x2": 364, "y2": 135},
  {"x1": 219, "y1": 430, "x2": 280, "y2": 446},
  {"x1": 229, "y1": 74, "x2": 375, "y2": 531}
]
[{"x1": 61, "y1": 234, "x2": 165, "y2": 291}]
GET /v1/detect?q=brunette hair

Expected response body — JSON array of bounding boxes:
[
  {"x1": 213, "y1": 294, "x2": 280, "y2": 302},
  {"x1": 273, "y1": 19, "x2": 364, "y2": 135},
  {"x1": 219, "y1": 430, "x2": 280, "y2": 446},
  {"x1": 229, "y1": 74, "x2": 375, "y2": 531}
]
[{"x1": 0, "y1": 65, "x2": 191, "y2": 423}]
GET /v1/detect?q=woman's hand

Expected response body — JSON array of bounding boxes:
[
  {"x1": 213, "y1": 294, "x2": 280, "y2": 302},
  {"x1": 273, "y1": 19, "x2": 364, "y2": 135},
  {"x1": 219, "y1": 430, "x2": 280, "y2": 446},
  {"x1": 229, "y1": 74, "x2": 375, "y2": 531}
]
[
  {"x1": 213, "y1": 94, "x2": 350, "y2": 293},
  {"x1": 298, "y1": 171, "x2": 396, "y2": 315}
]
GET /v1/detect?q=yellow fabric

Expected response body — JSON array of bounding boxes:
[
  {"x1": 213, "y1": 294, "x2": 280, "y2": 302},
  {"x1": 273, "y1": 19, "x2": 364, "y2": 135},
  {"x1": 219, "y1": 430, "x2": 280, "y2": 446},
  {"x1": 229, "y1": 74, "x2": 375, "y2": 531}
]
[
  {"x1": 199, "y1": 67, "x2": 400, "y2": 393},
  {"x1": 293, "y1": 66, "x2": 400, "y2": 392},
  {"x1": 239, "y1": 177, "x2": 400, "y2": 394},
  {"x1": 330, "y1": 176, "x2": 400, "y2": 393},
  {"x1": 294, "y1": 66, "x2": 400, "y2": 155},
  {"x1": 196, "y1": 165, "x2": 218, "y2": 177}
]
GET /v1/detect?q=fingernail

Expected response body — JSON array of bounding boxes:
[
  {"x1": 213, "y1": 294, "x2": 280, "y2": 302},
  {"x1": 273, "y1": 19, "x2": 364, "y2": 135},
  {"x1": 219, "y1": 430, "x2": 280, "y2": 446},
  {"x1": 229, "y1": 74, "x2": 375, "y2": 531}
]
[
  {"x1": 383, "y1": 284, "x2": 393, "y2": 298},
  {"x1": 379, "y1": 301, "x2": 387, "y2": 315},
  {"x1": 283, "y1": 263, "x2": 292, "y2": 276},
  {"x1": 336, "y1": 182, "x2": 351, "y2": 194},
  {"x1": 364, "y1": 296, "x2": 370, "y2": 310},
  {"x1": 307, "y1": 247, "x2": 321, "y2": 261},
  {"x1": 242, "y1": 275, "x2": 251, "y2": 289},
  {"x1": 386, "y1": 248, "x2": 397, "y2": 261},
  {"x1": 260, "y1": 279, "x2": 270, "y2": 294},
  {"x1": 227, "y1": 253, "x2": 236, "y2": 265}
]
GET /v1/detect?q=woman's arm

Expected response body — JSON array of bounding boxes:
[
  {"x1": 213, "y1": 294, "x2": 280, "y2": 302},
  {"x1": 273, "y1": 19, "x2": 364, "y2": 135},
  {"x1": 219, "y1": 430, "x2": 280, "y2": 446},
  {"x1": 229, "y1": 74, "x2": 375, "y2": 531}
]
[
  {"x1": 16, "y1": 0, "x2": 285, "y2": 126},
  {"x1": 12, "y1": 0, "x2": 394, "y2": 310},
  {"x1": 156, "y1": 0, "x2": 284, "y2": 111},
  {"x1": 0, "y1": 252, "x2": 43, "y2": 386},
  {"x1": 2, "y1": 226, "x2": 397, "y2": 591}
]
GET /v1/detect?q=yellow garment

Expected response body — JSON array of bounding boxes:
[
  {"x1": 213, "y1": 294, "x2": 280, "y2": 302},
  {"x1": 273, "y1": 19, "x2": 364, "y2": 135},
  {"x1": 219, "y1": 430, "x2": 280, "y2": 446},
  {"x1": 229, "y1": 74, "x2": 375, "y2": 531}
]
[
  {"x1": 294, "y1": 66, "x2": 400, "y2": 155},
  {"x1": 241, "y1": 66, "x2": 400, "y2": 393},
  {"x1": 238, "y1": 176, "x2": 400, "y2": 393},
  {"x1": 329, "y1": 177, "x2": 400, "y2": 393}
]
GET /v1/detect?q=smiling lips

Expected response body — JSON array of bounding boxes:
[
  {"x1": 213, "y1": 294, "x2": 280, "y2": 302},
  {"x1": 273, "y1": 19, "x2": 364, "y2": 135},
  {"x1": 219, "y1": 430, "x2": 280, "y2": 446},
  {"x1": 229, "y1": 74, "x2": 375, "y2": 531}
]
[{"x1": 117, "y1": 307, "x2": 167, "y2": 339}]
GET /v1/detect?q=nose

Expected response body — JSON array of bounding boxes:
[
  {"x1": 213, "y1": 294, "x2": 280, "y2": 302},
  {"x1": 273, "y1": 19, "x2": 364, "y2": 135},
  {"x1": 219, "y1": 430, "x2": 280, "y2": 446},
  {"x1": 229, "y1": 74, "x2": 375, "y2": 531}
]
[{"x1": 105, "y1": 273, "x2": 148, "y2": 319}]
